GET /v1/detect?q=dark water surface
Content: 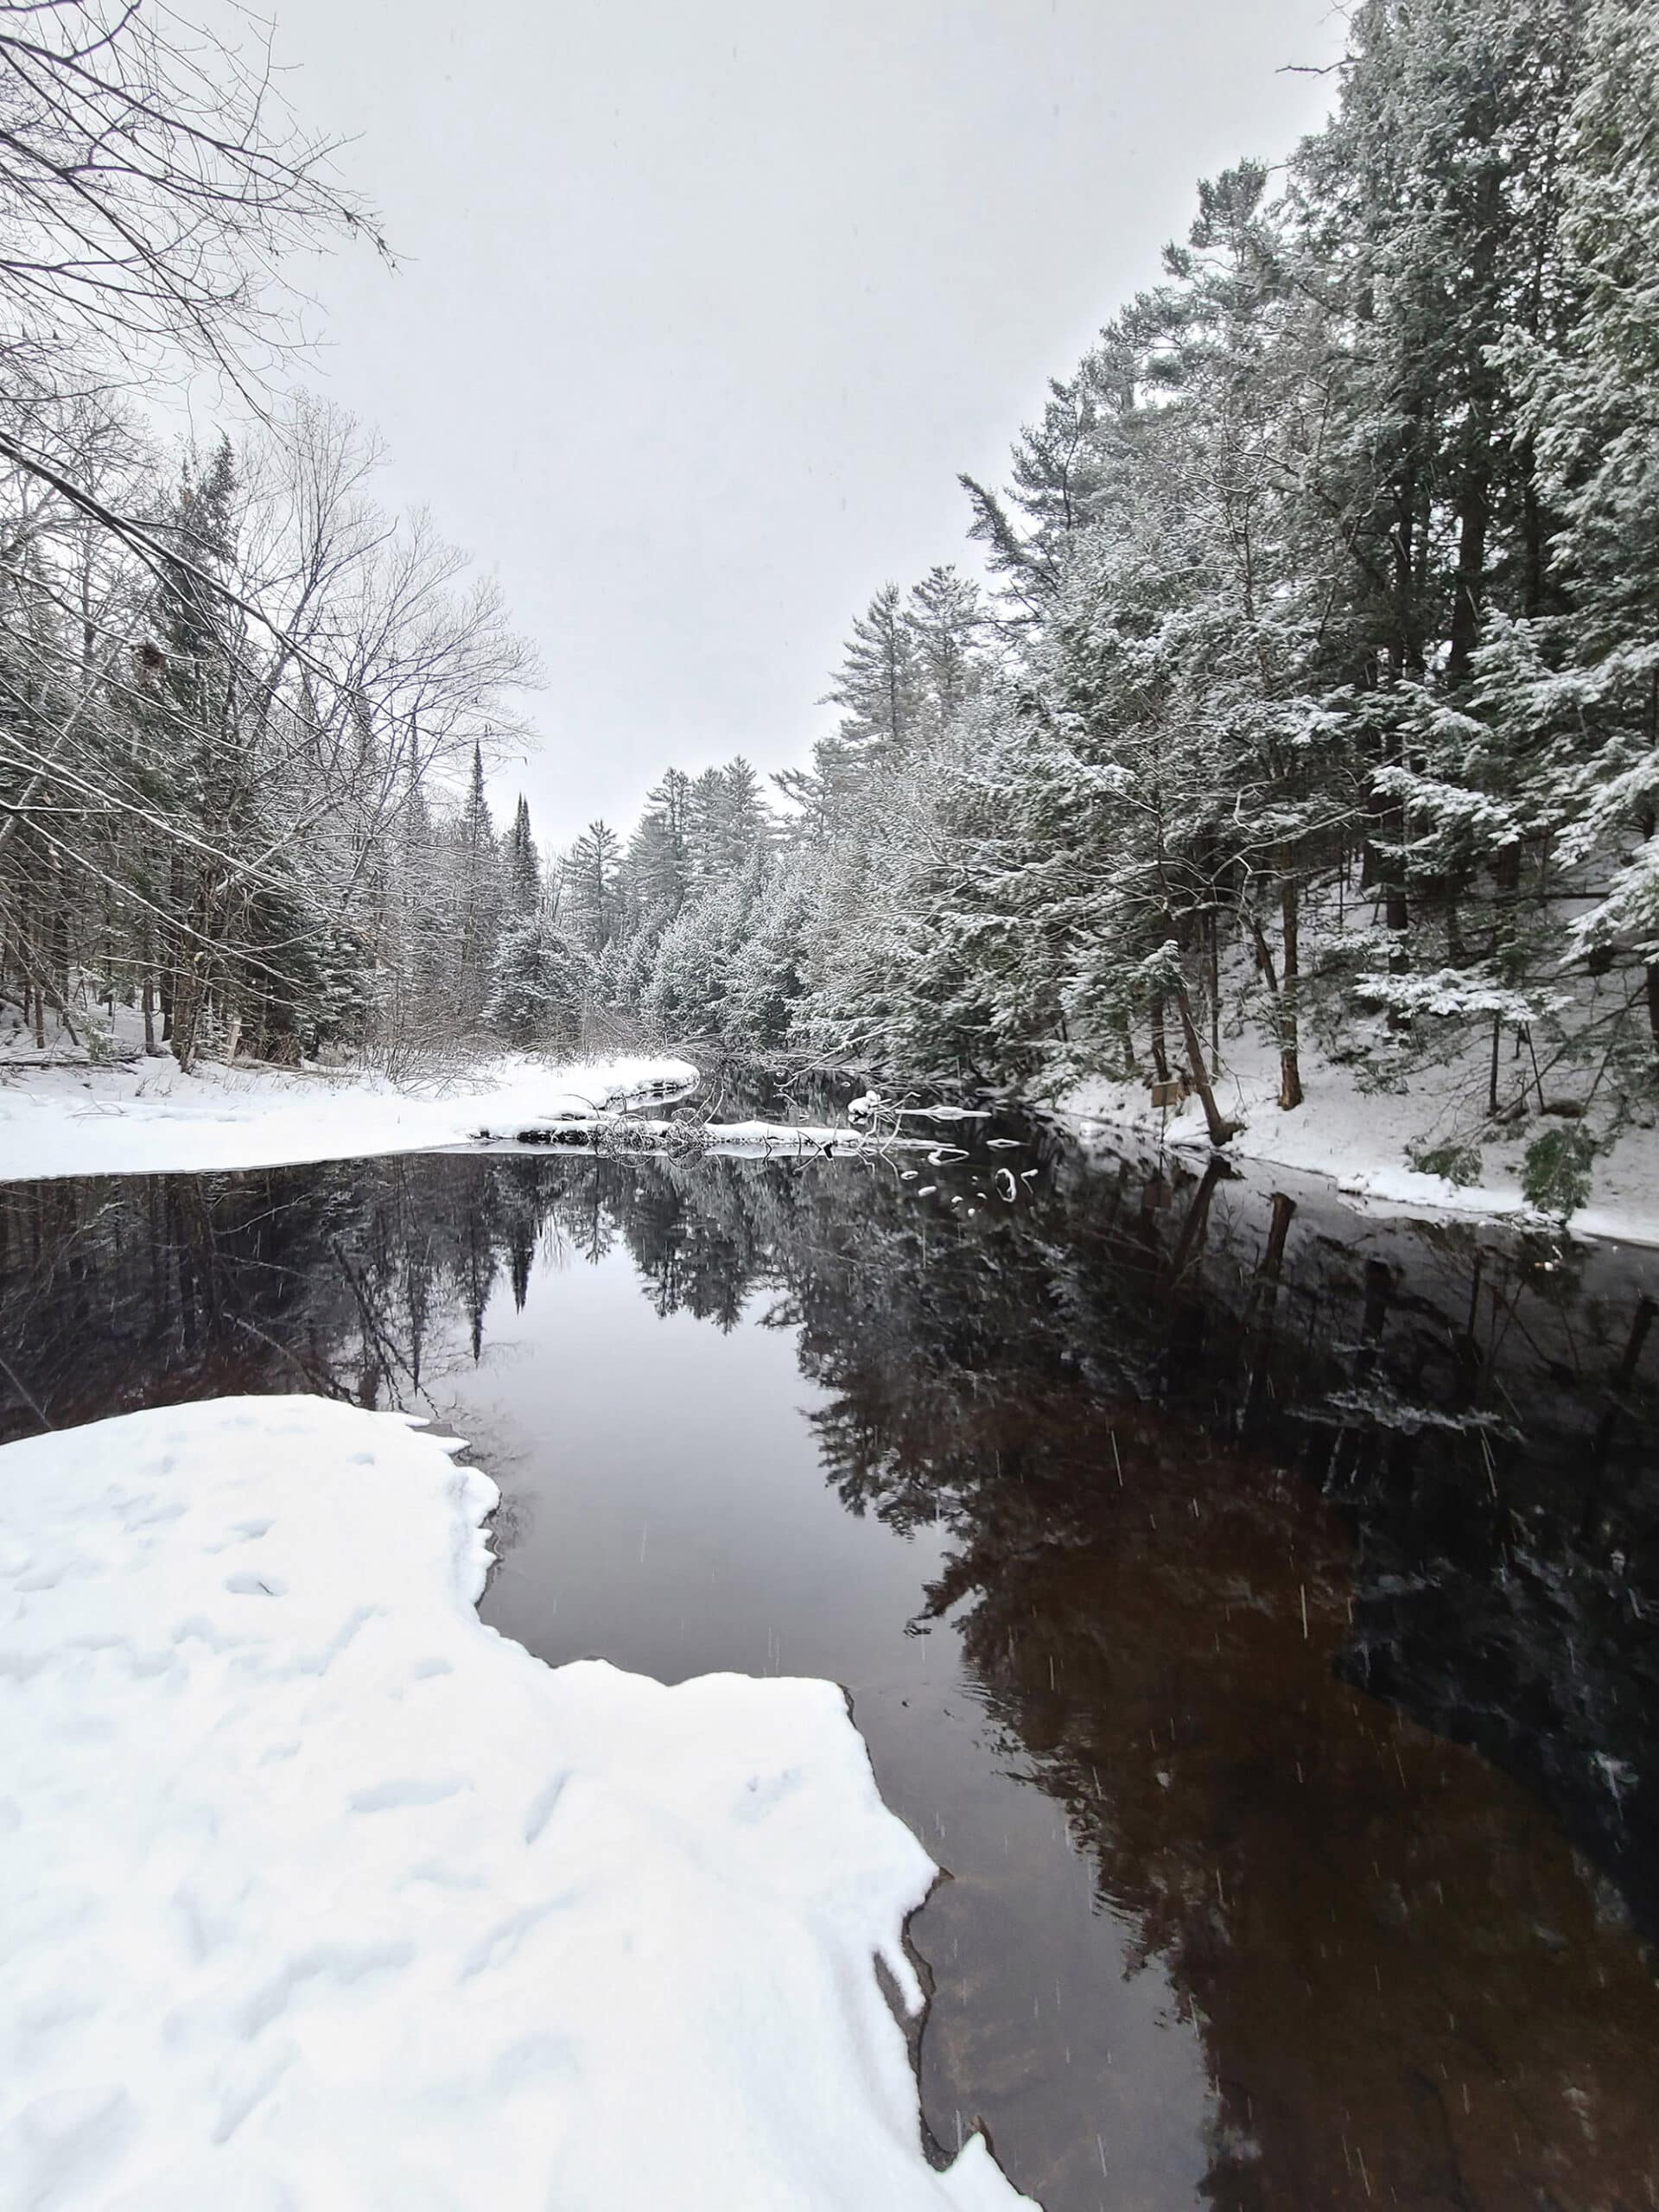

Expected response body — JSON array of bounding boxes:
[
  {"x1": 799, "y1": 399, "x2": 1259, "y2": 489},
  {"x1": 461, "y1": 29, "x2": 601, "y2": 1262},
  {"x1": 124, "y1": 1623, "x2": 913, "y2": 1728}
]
[{"x1": 3, "y1": 1127, "x2": 1658, "y2": 2209}]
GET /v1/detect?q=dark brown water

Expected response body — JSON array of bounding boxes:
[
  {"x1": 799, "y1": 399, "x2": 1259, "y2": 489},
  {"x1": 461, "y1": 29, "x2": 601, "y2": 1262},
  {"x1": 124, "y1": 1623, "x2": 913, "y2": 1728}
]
[{"x1": 3, "y1": 1129, "x2": 1657, "y2": 2209}]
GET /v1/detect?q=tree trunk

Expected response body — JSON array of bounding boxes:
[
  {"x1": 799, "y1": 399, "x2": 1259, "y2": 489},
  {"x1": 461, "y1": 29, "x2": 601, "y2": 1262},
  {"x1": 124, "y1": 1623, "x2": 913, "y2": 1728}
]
[
  {"x1": 1149, "y1": 995, "x2": 1171, "y2": 1084},
  {"x1": 1173, "y1": 979, "x2": 1236, "y2": 1147},
  {"x1": 1279, "y1": 881, "x2": 1302, "y2": 1109},
  {"x1": 1249, "y1": 900, "x2": 1302, "y2": 1112},
  {"x1": 1446, "y1": 455, "x2": 1491, "y2": 691},
  {"x1": 171, "y1": 962, "x2": 202, "y2": 1071}
]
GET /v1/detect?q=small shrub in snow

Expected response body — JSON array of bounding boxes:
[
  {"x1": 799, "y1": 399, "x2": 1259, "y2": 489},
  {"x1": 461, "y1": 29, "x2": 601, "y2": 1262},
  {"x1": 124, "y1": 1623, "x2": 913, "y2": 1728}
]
[
  {"x1": 1522, "y1": 1126, "x2": 1597, "y2": 1220},
  {"x1": 1408, "y1": 1140, "x2": 1483, "y2": 1188}
]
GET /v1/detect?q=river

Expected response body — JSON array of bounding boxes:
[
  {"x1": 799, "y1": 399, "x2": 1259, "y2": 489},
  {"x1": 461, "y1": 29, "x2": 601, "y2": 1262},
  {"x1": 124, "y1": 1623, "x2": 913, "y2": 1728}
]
[{"x1": 2, "y1": 1117, "x2": 1656, "y2": 2209}]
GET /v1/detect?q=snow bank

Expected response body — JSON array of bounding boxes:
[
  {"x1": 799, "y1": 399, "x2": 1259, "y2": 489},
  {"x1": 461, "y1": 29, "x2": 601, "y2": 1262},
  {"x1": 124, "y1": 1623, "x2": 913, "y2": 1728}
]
[
  {"x1": 0, "y1": 1395, "x2": 1028, "y2": 2210},
  {"x1": 0, "y1": 1053, "x2": 699, "y2": 1185},
  {"x1": 1054, "y1": 1024, "x2": 1659, "y2": 1249}
]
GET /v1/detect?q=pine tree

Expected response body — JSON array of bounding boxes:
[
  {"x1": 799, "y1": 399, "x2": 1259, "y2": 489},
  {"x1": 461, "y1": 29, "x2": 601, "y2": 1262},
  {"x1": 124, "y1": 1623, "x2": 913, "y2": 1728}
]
[
  {"x1": 905, "y1": 567, "x2": 982, "y2": 740},
  {"x1": 564, "y1": 819, "x2": 621, "y2": 954},
  {"x1": 625, "y1": 767, "x2": 693, "y2": 917},
  {"x1": 820, "y1": 583, "x2": 922, "y2": 765},
  {"x1": 450, "y1": 743, "x2": 502, "y2": 1020},
  {"x1": 716, "y1": 758, "x2": 770, "y2": 872},
  {"x1": 503, "y1": 795, "x2": 542, "y2": 919},
  {"x1": 485, "y1": 914, "x2": 589, "y2": 1049}
]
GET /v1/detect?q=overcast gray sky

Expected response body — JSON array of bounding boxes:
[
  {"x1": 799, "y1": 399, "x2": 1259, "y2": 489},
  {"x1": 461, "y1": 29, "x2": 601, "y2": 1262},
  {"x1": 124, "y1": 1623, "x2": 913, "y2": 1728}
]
[{"x1": 270, "y1": 0, "x2": 1346, "y2": 849}]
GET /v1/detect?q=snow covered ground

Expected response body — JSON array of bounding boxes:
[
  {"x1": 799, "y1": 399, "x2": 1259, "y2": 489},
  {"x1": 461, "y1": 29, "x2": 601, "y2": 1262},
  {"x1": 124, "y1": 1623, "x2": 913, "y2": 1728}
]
[
  {"x1": 0, "y1": 1395, "x2": 1029, "y2": 2210},
  {"x1": 0, "y1": 1051, "x2": 702, "y2": 1184},
  {"x1": 1053, "y1": 1020, "x2": 1659, "y2": 1249}
]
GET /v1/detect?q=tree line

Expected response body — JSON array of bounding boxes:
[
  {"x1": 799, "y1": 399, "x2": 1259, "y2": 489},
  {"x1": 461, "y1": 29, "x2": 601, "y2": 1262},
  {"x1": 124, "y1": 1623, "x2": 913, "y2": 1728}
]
[
  {"x1": 570, "y1": 0, "x2": 1657, "y2": 1206},
  {"x1": 6, "y1": 0, "x2": 1656, "y2": 1202},
  {"x1": 0, "y1": 2, "x2": 543, "y2": 1071}
]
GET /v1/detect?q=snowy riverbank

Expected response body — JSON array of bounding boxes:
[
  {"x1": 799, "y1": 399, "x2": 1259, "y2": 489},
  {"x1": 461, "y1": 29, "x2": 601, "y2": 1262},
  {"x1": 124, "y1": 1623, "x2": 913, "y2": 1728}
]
[
  {"x1": 1052, "y1": 1024, "x2": 1659, "y2": 1249},
  {"x1": 0, "y1": 1052, "x2": 702, "y2": 1183},
  {"x1": 0, "y1": 1395, "x2": 1028, "y2": 2209}
]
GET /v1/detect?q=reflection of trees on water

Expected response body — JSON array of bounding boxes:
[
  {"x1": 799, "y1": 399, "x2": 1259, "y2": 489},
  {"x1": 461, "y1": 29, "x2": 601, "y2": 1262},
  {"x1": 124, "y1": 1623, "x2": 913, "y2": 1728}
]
[
  {"x1": 0, "y1": 1154, "x2": 779, "y2": 1433},
  {"x1": 760, "y1": 1148, "x2": 1659, "y2": 2209},
  {"x1": 3, "y1": 1145, "x2": 1657, "y2": 2208},
  {"x1": 772, "y1": 1151, "x2": 1659, "y2": 1916}
]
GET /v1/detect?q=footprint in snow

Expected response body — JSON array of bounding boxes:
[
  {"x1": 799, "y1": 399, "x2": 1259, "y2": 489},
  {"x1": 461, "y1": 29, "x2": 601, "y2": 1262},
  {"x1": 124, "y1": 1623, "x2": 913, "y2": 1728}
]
[
  {"x1": 736, "y1": 1768, "x2": 804, "y2": 1821},
  {"x1": 350, "y1": 1777, "x2": 465, "y2": 1815}
]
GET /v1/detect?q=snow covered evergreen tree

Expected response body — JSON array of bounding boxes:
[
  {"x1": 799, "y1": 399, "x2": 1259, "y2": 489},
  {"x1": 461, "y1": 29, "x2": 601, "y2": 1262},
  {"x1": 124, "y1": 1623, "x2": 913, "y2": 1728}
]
[
  {"x1": 503, "y1": 797, "x2": 543, "y2": 920},
  {"x1": 485, "y1": 914, "x2": 589, "y2": 1049}
]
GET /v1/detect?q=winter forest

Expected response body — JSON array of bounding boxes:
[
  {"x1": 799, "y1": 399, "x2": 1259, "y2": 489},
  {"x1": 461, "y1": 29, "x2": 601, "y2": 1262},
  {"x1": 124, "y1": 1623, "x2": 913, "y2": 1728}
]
[
  {"x1": 7, "y1": 7, "x2": 1659, "y2": 2207},
  {"x1": 4, "y1": 0, "x2": 1659, "y2": 1208}
]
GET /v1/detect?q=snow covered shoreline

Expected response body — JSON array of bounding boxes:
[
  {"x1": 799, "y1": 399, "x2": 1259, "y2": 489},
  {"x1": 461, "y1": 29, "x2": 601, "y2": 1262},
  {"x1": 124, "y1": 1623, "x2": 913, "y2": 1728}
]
[
  {"x1": 1051, "y1": 1031, "x2": 1659, "y2": 1250},
  {"x1": 0, "y1": 1052, "x2": 939, "y2": 1182},
  {"x1": 0, "y1": 1395, "x2": 1029, "y2": 2209},
  {"x1": 0, "y1": 1052, "x2": 703, "y2": 1184}
]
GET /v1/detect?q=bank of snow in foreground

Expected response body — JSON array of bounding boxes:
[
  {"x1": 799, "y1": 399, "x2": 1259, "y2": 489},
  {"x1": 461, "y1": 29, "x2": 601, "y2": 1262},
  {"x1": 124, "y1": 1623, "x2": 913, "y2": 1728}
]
[{"x1": 0, "y1": 1396, "x2": 1028, "y2": 2210}]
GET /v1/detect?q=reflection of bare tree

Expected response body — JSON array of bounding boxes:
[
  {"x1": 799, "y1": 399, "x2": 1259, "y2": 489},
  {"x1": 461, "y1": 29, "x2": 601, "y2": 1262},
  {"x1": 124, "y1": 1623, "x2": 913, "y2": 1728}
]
[
  {"x1": 0, "y1": 1151, "x2": 795, "y2": 1443},
  {"x1": 0, "y1": 1158, "x2": 531, "y2": 1434}
]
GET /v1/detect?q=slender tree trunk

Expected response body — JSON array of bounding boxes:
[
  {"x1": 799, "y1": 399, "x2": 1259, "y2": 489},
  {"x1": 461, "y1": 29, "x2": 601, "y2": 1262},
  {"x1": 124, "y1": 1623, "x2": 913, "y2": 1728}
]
[
  {"x1": 1448, "y1": 156, "x2": 1500, "y2": 690},
  {"x1": 1374, "y1": 430, "x2": 1422, "y2": 1027},
  {"x1": 1519, "y1": 440, "x2": 1547, "y2": 620},
  {"x1": 1249, "y1": 899, "x2": 1302, "y2": 1111},
  {"x1": 1446, "y1": 464, "x2": 1491, "y2": 692},
  {"x1": 1149, "y1": 995, "x2": 1171, "y2": 1084},
  {"x1": 1280, "y1": 881, "x2": 1302, "y2": 1109},
  {"x1": 1491, "y1": 840, "x2": 1522, "y2": 1093},
  {"x1": 1173, "y1": 979, "x2": 1236, "y2": 1146}
]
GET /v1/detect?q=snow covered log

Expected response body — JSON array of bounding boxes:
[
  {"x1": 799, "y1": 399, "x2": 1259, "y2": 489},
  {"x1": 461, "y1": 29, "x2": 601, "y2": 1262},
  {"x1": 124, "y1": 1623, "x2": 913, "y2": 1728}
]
[
  {"x1": 0, "y1": 1396, "x2": 1028, "y2": 2210},
  {"x1": 475, "y1": 1113, "x2": 934, "y2": 1158}
]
